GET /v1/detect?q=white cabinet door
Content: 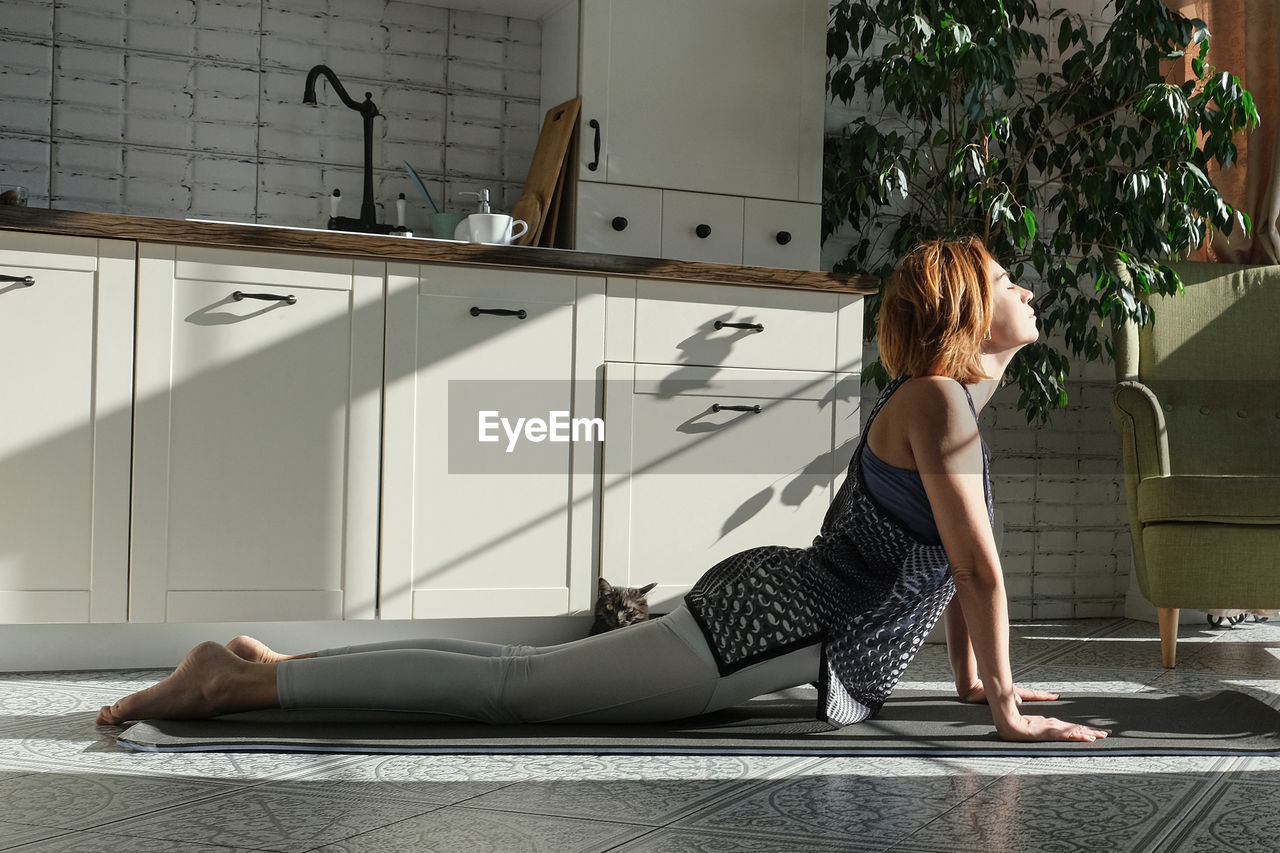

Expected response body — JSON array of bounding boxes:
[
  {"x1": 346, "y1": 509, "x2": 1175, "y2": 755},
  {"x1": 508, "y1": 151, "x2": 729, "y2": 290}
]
[
  {"x1": 579, "y1": 0, "x2": 826, "y2": 202},
  {"x1": 381, "y1": 264, "x2": 604, "y2": 619},
  {"x1": 130, "y1": 245, "x2": 383, "y2": 622},
  {"x1": 599, "y1": 363, "x2": 853, "y2": 611},
  {"x1": 0, "y1": 233, "x2": 134, "y2": 623}
]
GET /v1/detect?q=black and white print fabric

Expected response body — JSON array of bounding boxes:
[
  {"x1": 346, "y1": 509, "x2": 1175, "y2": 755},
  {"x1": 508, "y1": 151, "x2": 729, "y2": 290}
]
[{"x1": 685, "y1": 376, "x2": 993, "y2": 727}]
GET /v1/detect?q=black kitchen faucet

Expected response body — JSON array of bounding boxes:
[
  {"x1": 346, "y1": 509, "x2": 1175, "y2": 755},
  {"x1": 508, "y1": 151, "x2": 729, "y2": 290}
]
[{"x1": 302, "y1": 64, "x2": 394, "y2": 234}]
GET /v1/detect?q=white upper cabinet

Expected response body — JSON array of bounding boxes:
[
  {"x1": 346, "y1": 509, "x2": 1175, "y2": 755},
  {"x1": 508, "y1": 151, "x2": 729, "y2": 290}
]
[
  {"x1": 547, "y1": 0, "x2": 827, "y2": 268},
  {"x1": 129, "y1": 245, "x2": 384, "y2": 623},
  {"x1": 0, "y1": 233, "x2": 134, "y2": 624},
  {"x1": 577, "y1": 0, "x2": 825, "y2": 202}
]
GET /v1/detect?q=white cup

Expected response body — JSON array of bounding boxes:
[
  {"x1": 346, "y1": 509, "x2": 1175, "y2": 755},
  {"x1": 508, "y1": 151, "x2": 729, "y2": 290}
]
[{"x1": 467, "y1": 213, "x2": 528, "y2": 245}]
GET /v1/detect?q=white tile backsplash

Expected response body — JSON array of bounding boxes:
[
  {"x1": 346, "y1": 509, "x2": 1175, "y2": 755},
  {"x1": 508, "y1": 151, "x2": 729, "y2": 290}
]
[
  {"x1": 0, "y1": 0, "x2": 541, "y2": 224},
  {"x1": 0, "y1": 0, "x2": 54, "y2": 38}
]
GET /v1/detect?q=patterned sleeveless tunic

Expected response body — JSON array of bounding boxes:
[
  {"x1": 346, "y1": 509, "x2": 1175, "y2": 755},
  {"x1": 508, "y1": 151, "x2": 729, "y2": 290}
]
[{"x1": 684, "y1": 376, "x2": 993, "y2": 727}]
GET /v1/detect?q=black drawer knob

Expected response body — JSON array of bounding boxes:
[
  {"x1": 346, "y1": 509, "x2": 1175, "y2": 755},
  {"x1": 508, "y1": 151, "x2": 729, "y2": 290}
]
[
  {"x1": 695, "y1": 223, "x2": 712, "y2": 239},
  {"x1": 611, "y1": 216, "x2": 628, "y2": 232},
  {"x1": 775, "y1": 230, "x2": 792, "y2": 245}
]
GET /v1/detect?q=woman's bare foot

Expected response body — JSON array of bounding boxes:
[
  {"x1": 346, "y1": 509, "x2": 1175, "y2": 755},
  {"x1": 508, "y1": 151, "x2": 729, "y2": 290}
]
[
  {"x1": 225, "y1": 635, "x2": 309, "y2": 664},
  {"x1": 95, "y1": 641, "x2": 279, "y2": 726}
]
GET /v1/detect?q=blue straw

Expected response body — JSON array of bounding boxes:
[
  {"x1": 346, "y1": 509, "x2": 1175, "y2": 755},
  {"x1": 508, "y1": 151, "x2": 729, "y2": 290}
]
[{"x1": 403, "y1": 161, "x2": 440, "y2": 214}]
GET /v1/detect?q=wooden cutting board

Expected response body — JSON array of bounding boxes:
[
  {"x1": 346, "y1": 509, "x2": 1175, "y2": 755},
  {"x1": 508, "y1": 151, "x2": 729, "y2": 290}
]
[{"x1": 511, "y1": 97, "x2": 580, "y2": 247}]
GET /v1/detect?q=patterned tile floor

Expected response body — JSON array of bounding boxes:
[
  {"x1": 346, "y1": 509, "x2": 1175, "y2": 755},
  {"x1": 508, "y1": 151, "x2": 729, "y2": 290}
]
[{"x1": 1, "y1": 617, "x2": 1278, "y2": 852}]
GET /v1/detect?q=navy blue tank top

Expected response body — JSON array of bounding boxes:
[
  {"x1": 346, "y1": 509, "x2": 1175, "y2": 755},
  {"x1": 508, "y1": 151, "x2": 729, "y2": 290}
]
[{"x1": 860, "y1": 444, "x2": 940, "y2": 544}]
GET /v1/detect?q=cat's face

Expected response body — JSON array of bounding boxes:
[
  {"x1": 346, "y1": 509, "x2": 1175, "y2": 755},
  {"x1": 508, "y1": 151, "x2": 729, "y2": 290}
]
[{"x1": 594, "y1": 578, "x2": 658, "y2": 630}]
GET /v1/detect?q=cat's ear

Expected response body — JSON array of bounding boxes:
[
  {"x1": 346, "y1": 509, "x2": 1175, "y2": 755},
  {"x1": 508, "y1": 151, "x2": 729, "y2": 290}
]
[
  {"x1": 597, "y1": 577, "x2": 613, "y2": 595},
  {"x1": 638, "y1": 582, "x2": 658, "y2": 595}
]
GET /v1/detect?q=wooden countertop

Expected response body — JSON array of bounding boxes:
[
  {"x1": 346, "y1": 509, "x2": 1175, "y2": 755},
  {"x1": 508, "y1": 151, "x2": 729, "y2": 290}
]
[{"x1": 0, "y1": 206, "x2": 877, "y2": 295}]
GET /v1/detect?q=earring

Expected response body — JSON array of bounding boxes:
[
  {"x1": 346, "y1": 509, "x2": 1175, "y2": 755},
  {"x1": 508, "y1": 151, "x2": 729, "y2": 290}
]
[{"x1": 983, "y1": 328, "x2": 992, "y2": 341}]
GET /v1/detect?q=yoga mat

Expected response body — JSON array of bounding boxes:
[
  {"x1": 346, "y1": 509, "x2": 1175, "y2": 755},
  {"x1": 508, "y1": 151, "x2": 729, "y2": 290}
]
[{"x1": 116, "y1": 689, "x2": 1280, "y2": 757}]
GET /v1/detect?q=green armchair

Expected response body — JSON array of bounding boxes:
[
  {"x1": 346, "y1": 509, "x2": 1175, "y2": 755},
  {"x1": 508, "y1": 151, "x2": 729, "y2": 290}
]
[{"x1": 1110, "y1": 262, "x2": 1280, "y2": 668}]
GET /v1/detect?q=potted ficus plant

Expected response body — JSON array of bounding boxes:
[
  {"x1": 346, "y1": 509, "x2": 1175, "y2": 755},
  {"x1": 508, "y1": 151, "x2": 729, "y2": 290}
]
[{"x1": 824, "y1": 0, "x2": 1258, "y2": 422}]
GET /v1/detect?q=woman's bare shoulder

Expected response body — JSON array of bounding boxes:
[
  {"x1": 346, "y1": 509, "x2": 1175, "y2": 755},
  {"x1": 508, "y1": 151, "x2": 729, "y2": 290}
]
[
  {"x1": 886, "y1": 379, "x2": 981, "y2": 478},
  {"x1": 895, "y1": 376, "x2": 971, "y2": 414},
  {"x1": 870, "y1": 377, "x2": 975, "y2": 469}
]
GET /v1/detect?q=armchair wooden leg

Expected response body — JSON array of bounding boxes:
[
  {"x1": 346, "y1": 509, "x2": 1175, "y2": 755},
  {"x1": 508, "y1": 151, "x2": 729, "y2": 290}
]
[{"x1": 1158, "y1": 607, "x2": 1179, "y2": 668}]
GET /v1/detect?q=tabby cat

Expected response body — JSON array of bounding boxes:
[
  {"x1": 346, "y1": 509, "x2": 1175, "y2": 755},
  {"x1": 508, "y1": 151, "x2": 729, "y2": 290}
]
[{"x1": 589, "y1": 577, "x2": 658, "y2": 635}]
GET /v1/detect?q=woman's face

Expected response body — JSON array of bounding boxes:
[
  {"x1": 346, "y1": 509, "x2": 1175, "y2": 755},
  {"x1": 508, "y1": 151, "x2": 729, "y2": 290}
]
[{"x1": 984, "y1": 259, "x2": 1038, "y2": 351}]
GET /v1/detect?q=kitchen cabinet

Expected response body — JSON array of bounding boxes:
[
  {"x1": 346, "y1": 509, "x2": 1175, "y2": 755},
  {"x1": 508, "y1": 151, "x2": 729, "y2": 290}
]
[
  {"x1": 574, "y1": 183, "x2": 662, "y2": 257},
  {"x1": 660, "y1": 191, "x2": 746, "y2": 267},
  {"x1": 598, "y1": 278, "x2": 864, "y2": 609},
  {"x1": 0, "y1": 232, "x2": 134, "y2": 623},
  {"x1": 600, "y1": 363, "x2": 862, "y2": 609},
  {"x1": 545, "y1": 0, "x2": 826, "y2": 268},
  {"x1": 0, "y1": 210, "x2": 868, "y2": 644},
  {"x1": 575, "y1": 0, "x2": 825, "y2": 202},
  {"x1": 379, "y1": 264, "x2": 605, "y2": 619},
  {"x1": 129, "y1": 244, "x2": 383, "y2": 622}
]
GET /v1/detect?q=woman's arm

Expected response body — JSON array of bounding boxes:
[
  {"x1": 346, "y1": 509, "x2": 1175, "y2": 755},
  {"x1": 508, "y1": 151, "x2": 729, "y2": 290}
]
[
  {"x1": 942, "y1": 599, "x2": 980, "y2": 699},
  {"x1": 943, "y1": 598, "x2": 1058, "y2": 704},
  {"x1": 906, "y1": 378, "x2": 1108, "y2": 742}
]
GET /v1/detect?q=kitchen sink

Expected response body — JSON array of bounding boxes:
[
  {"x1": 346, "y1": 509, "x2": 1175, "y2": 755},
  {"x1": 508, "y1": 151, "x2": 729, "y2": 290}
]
[{"x1": 185, "y1": 218, "x2": 461, "y2": 241}]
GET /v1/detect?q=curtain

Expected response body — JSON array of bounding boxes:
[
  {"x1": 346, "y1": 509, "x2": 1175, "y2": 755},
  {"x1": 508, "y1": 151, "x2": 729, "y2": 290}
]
[{"x1": 1163, "y1": 0, "x2": 1280, "y2": 263}]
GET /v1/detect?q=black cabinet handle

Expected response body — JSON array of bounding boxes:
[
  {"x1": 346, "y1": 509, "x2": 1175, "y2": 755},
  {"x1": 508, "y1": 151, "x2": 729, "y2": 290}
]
[
  {"x1": 470, "y1": 306, "x2": 527, "y2": 320},
  {"x1": 775, "y1": 230, "x2": 792, "y2": 245},
  {"x1": 1, "y1": 273, "x2": 35, "y2": 286},
  {"x1": 588, "y1": 119, "x2": 601, "y2": 171},
  {"x1": 714, "y1": 320, "x2": 764, "y2": 332},
  {"x1": 712, "y1": 404, "x2": 761, "y2": 414},
  {"x1": 695, "y1": 223, "x2": 712, "y2": 239},
  {"x1": 611, "y1": 216, "x2": 628, "y2": 232},
  {"x1": 233, "y1": 290, "x2": 296, "y2": 304}
]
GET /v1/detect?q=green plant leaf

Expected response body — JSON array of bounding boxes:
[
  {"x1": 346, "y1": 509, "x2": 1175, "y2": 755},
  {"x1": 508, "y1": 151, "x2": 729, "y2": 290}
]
[{"x1": 822, "y1": 0, "x2": 1257, "y2": 419}]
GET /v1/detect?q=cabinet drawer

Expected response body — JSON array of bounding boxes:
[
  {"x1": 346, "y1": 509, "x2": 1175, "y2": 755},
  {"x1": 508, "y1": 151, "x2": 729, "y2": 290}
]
[
  {"x1": 600, "y1": 362, "x2": 839, "y2": 609},
  {"x1": 575, "y1": 182, "x2": 661, "y2": 257},
  {"x1": 660, "y1": 190, "x2": 743, "y2": 264},
  {"x1": 633, "y1": 280, "x2": 838, "y2": 371},
  {"x1": 742, "y1": 198, "x2": 820, "y2": 270}
]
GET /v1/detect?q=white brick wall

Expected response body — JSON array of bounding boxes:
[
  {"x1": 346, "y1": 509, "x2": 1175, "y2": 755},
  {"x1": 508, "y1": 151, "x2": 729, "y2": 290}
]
[
  {"x1": 0, "y1": 0, "x2": 541, "y2": 234},
  {"x1": 828, "y1": 0, "x2": 1132, "y2": 619}
]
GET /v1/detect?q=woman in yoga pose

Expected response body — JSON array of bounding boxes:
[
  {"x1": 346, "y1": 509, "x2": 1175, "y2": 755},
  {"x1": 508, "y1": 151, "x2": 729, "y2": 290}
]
[{"x1": 97, "y1": 237, "x2": 1109, "y2": 743}]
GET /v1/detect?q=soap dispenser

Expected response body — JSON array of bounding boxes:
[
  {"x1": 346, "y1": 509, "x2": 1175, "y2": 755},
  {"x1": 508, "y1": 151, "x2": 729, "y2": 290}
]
[{"x1": 454, "y1": 189, "x2": 492, "y2": 240}]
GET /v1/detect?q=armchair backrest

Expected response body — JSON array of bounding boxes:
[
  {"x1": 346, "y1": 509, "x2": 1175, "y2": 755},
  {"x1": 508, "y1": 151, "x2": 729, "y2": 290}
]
[{"x1": 1114, "y1": 262, "x2": 1280, "y2": 476}]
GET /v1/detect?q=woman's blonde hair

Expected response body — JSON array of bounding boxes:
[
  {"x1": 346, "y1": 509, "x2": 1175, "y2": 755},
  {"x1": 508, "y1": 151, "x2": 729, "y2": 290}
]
[{"x1": 876, "y1": 237, "x2": 995, "y2": 383}]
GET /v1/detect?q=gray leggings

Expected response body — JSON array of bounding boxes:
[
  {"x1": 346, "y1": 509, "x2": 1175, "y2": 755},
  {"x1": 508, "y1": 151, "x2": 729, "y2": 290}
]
[{"x1": 276, "y1": 604, "x2": 820, "y2": 724}]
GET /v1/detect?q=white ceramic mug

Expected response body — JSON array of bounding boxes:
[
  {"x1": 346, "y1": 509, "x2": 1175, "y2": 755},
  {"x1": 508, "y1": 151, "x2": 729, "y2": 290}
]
[{"x1": 467, "y1": 213, "x2": 528, "y2": 245}]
